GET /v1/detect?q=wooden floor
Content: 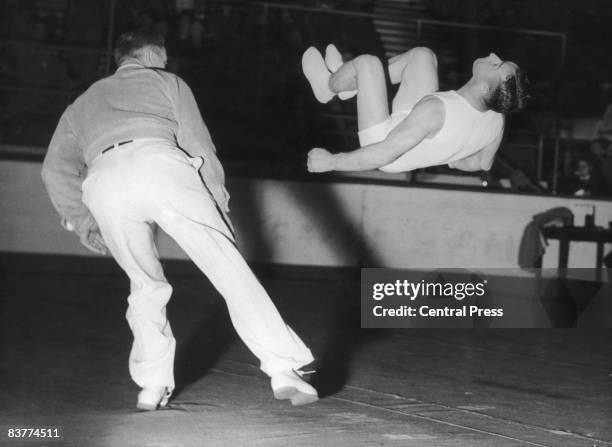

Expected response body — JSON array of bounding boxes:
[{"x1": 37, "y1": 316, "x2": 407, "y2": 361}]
[{"x1": 1, "y1": 254, "x2": 611, "y2": 447}]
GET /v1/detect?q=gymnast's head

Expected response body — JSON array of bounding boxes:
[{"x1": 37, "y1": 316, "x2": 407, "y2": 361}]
[
  {"x1": 114, "y1": 29, "x2": 167, "y2": 69},
  {"x1": 472, "y1": 53, "x2": 531, "y2": 114}
]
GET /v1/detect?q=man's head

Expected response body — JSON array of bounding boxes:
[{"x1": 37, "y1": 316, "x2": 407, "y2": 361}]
[
  {"x1": 114, "y1": 29, "x2": 167, "y2": 69},
  {"x1": 574, "y1": 158, "x2": 593, "y2": 181},
  {"x1": 590, "y1": 137, "x2": 612, "y2": 159},
  {"x1": 472, "y1": 53, "x2": 531, "y2": 114}
]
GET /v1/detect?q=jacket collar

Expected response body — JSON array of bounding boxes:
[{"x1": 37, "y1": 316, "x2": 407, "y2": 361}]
[{"x1": 116, "y1": 63, "x2": 144, "y2": 72}]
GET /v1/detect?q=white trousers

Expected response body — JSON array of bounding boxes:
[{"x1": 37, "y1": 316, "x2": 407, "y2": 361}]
[{"x1": 82, "y1": 139, "x2": 314, "y2": 392}]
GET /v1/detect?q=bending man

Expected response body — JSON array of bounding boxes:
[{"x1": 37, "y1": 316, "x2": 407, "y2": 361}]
[
  {"x1": 302, "y1": 45, "x2": 530, "y2": 173},
  {"x1": 41, "y1": 29, "x2": 318, "y2": 410}
]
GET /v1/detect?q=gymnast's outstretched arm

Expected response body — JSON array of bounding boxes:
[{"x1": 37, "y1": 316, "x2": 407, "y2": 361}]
[{"x1": 307, "y1": 97, "x2": 443, "y2": 172}]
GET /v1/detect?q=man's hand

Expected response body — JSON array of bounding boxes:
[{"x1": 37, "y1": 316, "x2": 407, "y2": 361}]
[
  {"x1": 78, "y1": 225, "x2": 107, "y2": 255},
  {"x1": 307, "y1": 148, "x2": 335, "y2": 173}
]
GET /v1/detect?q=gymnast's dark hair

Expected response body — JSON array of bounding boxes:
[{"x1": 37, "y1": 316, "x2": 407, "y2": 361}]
[
  {"x1": 114, "y1": 29, "x2": 165, "y2": 66},
  {"x1": 486, "y1": 69, "x2": 531, "y2": 114}
]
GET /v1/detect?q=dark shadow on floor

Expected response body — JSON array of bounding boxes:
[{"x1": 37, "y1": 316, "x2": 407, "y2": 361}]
[
  {"x1": 308, "y1": 282, "x2": 385, "y2": 398},
  {"x1": 538, "y1": 278, "x2": 604, "y2": 327},
  {"x1": 233, "y1": 181, "x2": 389, "y2": 398}
]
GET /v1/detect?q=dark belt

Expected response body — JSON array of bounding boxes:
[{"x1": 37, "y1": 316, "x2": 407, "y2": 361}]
[{"x1": 101, "y1": 140, "x2": 134, "y2": 154}]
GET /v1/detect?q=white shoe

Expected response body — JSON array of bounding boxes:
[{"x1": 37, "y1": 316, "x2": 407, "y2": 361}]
[
  {"x1": 324, "y1": 43, "x2": 344, "y2": 72},
  {"x1": 324, "y1": 43, "x2": 357, "y2": 101},
  {"x1": 136, "y1": 386, "x2": 171, "y2": 411},
  {"x1": 302, "y1": 47, "x2": 335, "y2": 104},
  {"x1": 271, "y1": 370, "x2": 319, "y2": 406}
]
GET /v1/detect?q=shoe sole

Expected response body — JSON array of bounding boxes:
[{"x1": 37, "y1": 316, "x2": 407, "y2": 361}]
[
  {"x1": 274, "y1": 386, "x2": 319, "y2": 406},
  {"x1": 136, "y1": 402, "x2": 158, "y2": 411}
]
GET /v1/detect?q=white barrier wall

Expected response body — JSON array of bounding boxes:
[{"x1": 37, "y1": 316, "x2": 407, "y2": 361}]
[{"x1": 1, "y1": 160, "x2": 612, "y2": 270}]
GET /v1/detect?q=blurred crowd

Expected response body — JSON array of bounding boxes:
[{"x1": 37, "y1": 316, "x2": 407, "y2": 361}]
[{"x1": 558, "y1": 108, "x2": 612, "y2": 197}]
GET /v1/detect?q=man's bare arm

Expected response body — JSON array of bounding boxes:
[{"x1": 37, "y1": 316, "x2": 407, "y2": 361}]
[{"x1": 308, "y1": 97, "x2": 444, "y2": 172}]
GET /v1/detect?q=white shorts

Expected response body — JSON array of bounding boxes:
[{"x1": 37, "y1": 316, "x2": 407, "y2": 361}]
[{"x1": 358, "y1": 110, "x2": 412, "y2": 146}]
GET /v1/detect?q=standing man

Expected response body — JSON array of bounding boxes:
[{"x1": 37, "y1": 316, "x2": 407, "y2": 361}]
[
  {"x1": 303, "y1": 44, "x2": 530, "y2": 173},
  {"x1": 41, "y1": 29, "x2": 317, "y2": 409}
]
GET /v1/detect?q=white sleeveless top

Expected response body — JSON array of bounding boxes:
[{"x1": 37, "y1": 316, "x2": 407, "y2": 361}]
[{"x1": 379, "y1": 91, "x2": 504, "y2": 173}]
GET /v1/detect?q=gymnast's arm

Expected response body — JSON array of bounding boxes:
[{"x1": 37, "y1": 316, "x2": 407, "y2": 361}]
[{"x1": 307, "y1": 97, "x2": 443, "y2": 172}]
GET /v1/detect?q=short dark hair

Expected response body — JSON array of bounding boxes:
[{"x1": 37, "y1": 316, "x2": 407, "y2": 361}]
[
  {"x1": 114, "y1": 29, "x2": 165, "y2": 66},
  {"x1": 486, "y1": 69, "x2": 531, "y2": 114}
]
